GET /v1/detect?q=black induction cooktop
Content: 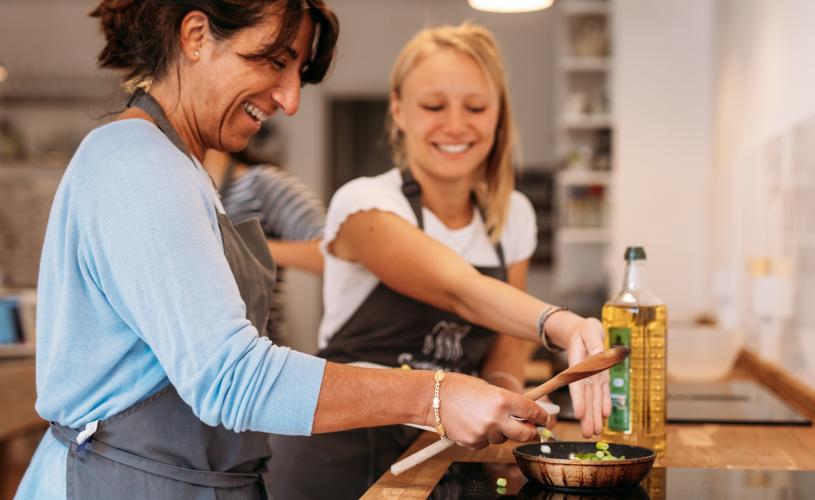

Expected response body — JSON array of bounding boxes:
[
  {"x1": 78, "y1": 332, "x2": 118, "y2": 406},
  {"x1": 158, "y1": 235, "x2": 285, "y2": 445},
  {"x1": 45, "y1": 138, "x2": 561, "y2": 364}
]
[
  {"x1": 546, "y1": 379, "x2": 811, "y2": 426},
  {"x1": 429, "y1": 462, "x2": 815, "y2": 499}
]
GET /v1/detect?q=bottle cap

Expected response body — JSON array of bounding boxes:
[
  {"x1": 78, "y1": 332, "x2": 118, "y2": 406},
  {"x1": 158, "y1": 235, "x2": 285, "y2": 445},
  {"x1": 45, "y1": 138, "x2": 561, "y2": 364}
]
[{"x1": 624, "y1": 246, "x2": 646, "y2": 261}]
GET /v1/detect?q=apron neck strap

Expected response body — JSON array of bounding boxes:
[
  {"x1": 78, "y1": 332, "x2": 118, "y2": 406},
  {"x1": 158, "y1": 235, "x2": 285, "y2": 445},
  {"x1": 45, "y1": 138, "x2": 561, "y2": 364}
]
[
  {"x1": 399, "y1": 168, "x2": 506, "y2": 269},
  {"x1": 128, "y1": 88, "x2": 193, "y2": 162},
  {"x1": 400, "y1": 168, "x2": 425, "y2": 229}
]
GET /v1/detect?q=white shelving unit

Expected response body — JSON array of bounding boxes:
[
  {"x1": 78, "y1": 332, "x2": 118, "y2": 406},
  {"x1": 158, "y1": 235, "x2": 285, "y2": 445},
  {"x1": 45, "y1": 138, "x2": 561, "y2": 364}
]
[
  {"x1": 553, "y1": 0, "x2": 613, "y2": 305},
  {"x1": 559, "y1": 56, "x2": 612, "y2": 73},
  {"x1": 558, "y1": 113, "x2": 613, "y2": 130},
  {"x1": 0, "y1": 73, "x2": 121, "y2": 103},
  {"x1": 558, "y1": 0, "x2": 610, "y2": 16}
]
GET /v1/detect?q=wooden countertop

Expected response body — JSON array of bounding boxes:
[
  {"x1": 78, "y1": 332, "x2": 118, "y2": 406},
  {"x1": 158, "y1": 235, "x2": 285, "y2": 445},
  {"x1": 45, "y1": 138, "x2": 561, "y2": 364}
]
[{"x1": 363, "y1": 351, "x2": 815, "y2": 499}]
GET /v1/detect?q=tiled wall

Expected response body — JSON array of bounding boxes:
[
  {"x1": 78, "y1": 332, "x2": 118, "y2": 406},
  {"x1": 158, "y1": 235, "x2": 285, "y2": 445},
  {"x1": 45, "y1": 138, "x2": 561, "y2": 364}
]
[{"x1": 0, "y1": 164, "x2": 64, "y2": 287}]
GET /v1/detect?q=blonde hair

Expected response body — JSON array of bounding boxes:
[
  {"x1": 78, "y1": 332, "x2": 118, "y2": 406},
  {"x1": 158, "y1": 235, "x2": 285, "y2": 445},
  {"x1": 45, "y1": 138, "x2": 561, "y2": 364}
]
[{"x1": 387, "y1": 22, "x2": 518, "y2": 243}]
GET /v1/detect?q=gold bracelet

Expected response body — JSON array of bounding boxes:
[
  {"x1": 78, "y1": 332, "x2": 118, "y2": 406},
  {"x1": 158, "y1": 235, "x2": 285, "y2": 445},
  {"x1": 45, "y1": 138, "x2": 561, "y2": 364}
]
[{"x1": 432, "y1": 370, "x2": 446, "y2": 439}]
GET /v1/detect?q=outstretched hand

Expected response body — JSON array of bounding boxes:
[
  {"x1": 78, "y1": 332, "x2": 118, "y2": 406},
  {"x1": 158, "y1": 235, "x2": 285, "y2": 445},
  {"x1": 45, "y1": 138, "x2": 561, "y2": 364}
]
[{"x1": 565, "y1": 317, "x2": 611, "y2": 437}]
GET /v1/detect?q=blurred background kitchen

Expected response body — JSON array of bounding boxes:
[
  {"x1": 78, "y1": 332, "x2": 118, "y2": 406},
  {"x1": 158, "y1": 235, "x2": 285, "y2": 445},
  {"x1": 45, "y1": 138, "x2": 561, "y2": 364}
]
[{"x1": 1, "y1": 0, "x2": 814, "y2": 497}]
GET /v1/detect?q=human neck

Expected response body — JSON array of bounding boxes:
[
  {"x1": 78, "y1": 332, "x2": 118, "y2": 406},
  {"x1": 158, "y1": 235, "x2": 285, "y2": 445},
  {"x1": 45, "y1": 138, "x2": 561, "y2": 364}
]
[
  {"x1": 146, "y1": 80, "x2": 206, "y2": 162},
  {"x1": 408, "y1": 165, "x2": 475, "y2": 229}
]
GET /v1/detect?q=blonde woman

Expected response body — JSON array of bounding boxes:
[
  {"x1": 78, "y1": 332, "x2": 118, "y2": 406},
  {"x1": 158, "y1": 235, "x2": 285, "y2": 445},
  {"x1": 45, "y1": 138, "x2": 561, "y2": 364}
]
[{"x1": 268, "y1": 23, "x2": 610, "y2": 500}]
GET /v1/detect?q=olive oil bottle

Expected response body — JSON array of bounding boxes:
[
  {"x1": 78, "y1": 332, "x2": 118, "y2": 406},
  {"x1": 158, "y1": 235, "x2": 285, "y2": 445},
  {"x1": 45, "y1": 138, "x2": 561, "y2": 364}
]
[{"x1": 602, "y1": 246, "x2": 667, "y2": 455}]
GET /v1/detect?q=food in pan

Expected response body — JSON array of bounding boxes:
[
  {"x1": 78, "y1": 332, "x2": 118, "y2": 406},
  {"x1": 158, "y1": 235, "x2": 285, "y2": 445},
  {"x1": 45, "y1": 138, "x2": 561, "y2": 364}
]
[{"x1": 567, "y1": 441, "x2": 625, "y2": 461}]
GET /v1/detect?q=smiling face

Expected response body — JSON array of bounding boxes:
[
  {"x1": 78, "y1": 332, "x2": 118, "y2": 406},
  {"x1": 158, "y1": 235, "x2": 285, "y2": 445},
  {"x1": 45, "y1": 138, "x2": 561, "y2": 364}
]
[
  {"x1": 390, "y1": 47, "x2": 500, "y2": 185},
  {"x1": 190, "y1": 13, "x2": 315, "y2": 153}
]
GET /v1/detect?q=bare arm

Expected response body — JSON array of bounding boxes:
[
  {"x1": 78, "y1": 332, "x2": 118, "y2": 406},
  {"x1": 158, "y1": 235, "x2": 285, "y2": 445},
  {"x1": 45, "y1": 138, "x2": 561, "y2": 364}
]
[
  {"x1": 311, "y1": 362, "x2": 549, "y2": 448},
  {"x1": 267, "y1": 239, "x2": 324, "y2": 274},
  {"x1": 331, "y1": 210, "x2": 582, "y2": 348},
  {"x1": 479, "y1": 259, "x2": 538, "y2": 393},
  {"x1": 331, "y1": 209, "x2": 610, "y2": 436}
]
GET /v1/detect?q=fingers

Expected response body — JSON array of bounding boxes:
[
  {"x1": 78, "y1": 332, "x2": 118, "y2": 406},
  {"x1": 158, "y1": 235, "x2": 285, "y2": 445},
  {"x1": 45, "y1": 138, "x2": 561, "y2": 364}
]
[
  {"x1": 564, "y1": 316, "x2": 611, "y2": 436},
  {"x1": 502, "y1": 413, "x2": 539, "y2": 443},
  {"x1": 581, "y1": 379, "x2": 594, "y2": 437},
  {"x1": 569, "y1": 380, "x2": 585, "y2": 420},
  {"x1": 592, "y1": 375, "x2": 604, "y2": 434},
  {"x1": 487, "y1": 428, "x2": 508, "y2": 445},
  {"x1": 509, "y1": 396, "x2": 549, "y2": 428},
  {"x1": 462, "y1": 439, "x2": 489, "y2": 450}
]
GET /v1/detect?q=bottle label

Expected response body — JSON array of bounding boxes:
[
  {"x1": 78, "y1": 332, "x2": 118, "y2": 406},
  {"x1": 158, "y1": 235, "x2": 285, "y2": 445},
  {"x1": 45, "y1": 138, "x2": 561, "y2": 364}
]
[{"x1": 608, "y1": 326, "x2": 631, "y2": 432}]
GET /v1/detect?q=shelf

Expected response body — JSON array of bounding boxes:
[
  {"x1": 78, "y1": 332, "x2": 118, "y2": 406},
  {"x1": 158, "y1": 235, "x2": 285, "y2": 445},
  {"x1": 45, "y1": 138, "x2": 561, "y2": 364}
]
[
  {"x1": 558, "y1": 113, "x2": 613, "y2": 130},
  {"x1": 556, "y1": 169, "x2": 611, "y2": 186},
  {"x1": 559, "y1": 0, "x2": 610, "y2": 16},
  {"x1": 0, "y1": 343, "x2": 35, "y2": 359},
  {"x1": 0, "y1": 74, "x2": 123, "y2": 104},
  {"x1": 560, "y1": 57, "x2": 612, "y2": 72},
  {"x1": 556, "y1": 227, "x2": 609, "y2": 244}
]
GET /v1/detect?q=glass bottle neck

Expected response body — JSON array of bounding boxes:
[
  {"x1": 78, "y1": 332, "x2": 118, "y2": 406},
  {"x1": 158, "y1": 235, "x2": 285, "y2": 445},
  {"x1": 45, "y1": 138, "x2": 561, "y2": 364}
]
[{"x1": 622, "y1": 259, "x2": 647, "y2": 292}]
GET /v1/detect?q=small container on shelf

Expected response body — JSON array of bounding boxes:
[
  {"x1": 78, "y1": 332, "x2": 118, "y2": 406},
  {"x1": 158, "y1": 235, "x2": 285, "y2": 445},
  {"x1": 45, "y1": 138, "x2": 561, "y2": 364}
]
[{"x1": 0, "y1": 294, "x2": 22, "y2": 345}]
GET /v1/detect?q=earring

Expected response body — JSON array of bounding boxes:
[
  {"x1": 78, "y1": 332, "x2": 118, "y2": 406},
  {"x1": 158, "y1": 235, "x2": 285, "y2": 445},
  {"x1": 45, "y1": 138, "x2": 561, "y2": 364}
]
[{"x1": 193, "y1": 50, "x2": 200, "y2": 58}]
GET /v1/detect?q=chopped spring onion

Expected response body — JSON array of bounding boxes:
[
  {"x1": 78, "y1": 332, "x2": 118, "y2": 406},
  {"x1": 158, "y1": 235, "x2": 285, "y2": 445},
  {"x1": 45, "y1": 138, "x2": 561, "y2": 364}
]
[{"x1": 568, "y1": 441, "x2": 625, "y2": 461}]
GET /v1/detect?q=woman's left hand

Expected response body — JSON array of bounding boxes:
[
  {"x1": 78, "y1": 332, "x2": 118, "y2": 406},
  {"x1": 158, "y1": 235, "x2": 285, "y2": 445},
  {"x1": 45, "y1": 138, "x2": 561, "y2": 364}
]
[{"x1": 564, "y1": 317, "x2": 611, "y2": 437}]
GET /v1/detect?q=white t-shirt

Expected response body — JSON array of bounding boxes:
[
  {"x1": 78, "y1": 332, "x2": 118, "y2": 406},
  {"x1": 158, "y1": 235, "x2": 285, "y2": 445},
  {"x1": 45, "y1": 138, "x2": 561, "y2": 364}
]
[{"x1": 318, "y1": 168, "x2": 538, "y2": 348}]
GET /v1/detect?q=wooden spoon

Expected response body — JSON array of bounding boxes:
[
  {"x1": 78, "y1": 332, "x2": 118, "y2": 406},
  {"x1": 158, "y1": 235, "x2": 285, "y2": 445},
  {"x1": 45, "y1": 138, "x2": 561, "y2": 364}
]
[
  {"x1": 389, "y1": 346, "x2": 630, "y2": 476},
  {"x1": 524, "y1": 346, "x2": 630, "y2": 401}
]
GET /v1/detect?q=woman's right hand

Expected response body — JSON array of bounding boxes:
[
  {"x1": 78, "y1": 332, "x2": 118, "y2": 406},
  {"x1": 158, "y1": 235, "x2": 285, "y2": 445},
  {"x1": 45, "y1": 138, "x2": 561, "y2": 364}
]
[{"x1": 425, "y1": 372, "x2": 549, "y2": 449}]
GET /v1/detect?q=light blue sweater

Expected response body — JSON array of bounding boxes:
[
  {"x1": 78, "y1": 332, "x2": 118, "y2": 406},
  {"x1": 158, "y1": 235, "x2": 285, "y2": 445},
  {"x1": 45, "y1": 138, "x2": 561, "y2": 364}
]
[{"x1": 15, "y1": 120, "x2": 326, "y2": 499}]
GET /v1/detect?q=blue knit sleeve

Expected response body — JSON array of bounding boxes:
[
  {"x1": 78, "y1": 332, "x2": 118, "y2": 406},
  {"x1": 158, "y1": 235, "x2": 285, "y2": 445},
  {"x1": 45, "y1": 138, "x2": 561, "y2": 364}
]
[{"x1": 67, "y1": 121, "x2": 325, "y2": 434}]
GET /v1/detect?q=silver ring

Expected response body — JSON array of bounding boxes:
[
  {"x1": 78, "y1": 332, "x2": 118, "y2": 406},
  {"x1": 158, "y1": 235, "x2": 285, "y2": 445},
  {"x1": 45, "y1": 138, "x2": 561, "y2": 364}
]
[{"x1": 584, "y1": 379, "x2": 593, "y2": 385}]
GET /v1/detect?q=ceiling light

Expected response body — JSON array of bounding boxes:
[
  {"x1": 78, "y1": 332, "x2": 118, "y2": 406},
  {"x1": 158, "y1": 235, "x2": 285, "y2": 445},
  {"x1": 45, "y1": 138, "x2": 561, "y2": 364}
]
[{"x1": 468, "y1": 0, "x2": 554, "y2": 13}]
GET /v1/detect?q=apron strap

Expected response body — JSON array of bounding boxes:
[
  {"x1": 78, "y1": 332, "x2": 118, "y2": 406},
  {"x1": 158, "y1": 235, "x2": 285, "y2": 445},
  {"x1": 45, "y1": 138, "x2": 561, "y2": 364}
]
[
  {"x1": 127, "y1": 89, "x2": 193, "y2": 161},
  {"x1": 49, "y1": 422, "x2": 261, "y2": 489},
  {"x1": 399, "y1": 168, "x2": 506, "y2": 270}
]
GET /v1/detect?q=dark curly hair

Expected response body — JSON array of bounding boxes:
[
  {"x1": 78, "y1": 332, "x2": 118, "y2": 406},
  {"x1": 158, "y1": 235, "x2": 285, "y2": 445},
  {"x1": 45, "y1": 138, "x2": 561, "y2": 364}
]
[{"x1": 89, "y1": 0, "x2": 338, "y2": 88}]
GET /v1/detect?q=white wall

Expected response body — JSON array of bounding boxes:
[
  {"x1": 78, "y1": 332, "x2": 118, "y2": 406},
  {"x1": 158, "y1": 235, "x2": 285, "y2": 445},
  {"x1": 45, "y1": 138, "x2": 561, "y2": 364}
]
[
  {"x1": 714, "y1": 0, "x2": 815, "y2": 385},
  {"x1": 610, "y1": 0, "x2": 715, "y2": 321}
]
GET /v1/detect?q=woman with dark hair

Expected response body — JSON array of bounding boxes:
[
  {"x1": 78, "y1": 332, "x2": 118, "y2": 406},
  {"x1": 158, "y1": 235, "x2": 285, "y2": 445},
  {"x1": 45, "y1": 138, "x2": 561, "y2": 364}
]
[{"x1": 14, "y1": 2, "x2": 550, "y2": 499}]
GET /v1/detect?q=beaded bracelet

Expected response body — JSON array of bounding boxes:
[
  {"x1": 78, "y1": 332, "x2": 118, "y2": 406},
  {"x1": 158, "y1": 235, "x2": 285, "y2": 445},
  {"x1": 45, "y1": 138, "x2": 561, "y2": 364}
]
[
  {"x1": 432, "y1": 370, "x2": 446, "y2": 439},
  {"x1": 537, "y1": 306, "x2": 567, "y2": 352}
]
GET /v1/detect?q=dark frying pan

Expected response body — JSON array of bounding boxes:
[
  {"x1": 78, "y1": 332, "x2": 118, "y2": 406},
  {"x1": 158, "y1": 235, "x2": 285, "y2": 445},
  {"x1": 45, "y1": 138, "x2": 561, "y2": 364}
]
[{"x1": 513, "y1": 442, "x2": 656, "y2": 490}]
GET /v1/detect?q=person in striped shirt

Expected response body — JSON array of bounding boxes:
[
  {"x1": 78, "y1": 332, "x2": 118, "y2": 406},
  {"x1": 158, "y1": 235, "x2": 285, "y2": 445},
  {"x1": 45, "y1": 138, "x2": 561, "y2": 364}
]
[{"x1": 204, "y1": 124, "x2": 325, "y2": 345}]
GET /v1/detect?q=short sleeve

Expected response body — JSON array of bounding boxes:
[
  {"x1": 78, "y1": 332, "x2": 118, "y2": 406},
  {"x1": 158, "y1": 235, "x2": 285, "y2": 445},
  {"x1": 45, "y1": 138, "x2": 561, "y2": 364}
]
[
  {"x1": 321, "y1": 173, "x2": 416, "y2": 255},
  {"x1": 501, "y1": 191, "x2": 538, "y2": 264}
]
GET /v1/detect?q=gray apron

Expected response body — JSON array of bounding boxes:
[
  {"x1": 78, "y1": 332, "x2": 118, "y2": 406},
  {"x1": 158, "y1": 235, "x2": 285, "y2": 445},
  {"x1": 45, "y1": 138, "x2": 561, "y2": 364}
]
[
  {"x1": 49, "y1": 89, "x2": 278, "y2": 500},
  {"x1": 268, "y1": 169, "x2": 507, "y2": 500},
  {"x1": 218, "y1": 160, "x2": 287, "y2": 345}
]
